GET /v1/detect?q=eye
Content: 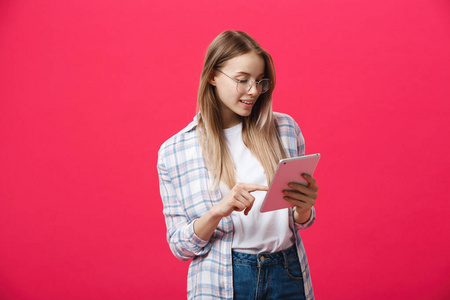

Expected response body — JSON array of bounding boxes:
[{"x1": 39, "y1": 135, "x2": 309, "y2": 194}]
[{"x1": 238, "y1": 79, "x2": 249, "y2": 84}]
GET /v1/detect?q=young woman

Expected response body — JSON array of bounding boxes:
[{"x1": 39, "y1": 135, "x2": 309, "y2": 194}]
[{"x1": 158, "y1": 30, "x2": 319, "y2": 300}]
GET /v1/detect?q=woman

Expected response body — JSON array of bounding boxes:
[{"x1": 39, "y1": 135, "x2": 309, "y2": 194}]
[{"x1": 158, "y1": 30, "x2": 319, "y2": 300}]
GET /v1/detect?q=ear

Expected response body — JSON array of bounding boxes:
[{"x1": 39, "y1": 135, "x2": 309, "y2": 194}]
[{"x1": 208, "y1": 70, "x2": 217, "y2": 86}]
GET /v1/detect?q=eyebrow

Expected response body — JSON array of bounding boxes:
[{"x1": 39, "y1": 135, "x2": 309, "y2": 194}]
[{"x1": 235, "y1": 71, "x2": 265, "y2": 77}]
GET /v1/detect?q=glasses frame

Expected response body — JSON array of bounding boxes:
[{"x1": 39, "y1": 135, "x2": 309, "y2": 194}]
[{"x1": 214, "y1": 68, "x2": 271, "y2": 94}]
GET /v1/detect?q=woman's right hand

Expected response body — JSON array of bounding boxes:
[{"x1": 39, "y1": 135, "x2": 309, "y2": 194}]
[
  {"x1": 212, "y1": 182, "x2": 269, "y2": 217},
  {"x1": 193, "y1": 182, "x2": 268, "y2": 241}
]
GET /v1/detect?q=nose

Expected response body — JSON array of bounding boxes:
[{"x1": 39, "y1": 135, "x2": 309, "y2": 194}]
[{"x1": 247, "y1": 81, "x2": 260, "y2": 95}]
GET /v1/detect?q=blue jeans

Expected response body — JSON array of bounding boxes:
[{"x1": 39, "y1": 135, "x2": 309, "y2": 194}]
[{"x1": 232, "y1": 245, "x2": 306, "y2": 300}]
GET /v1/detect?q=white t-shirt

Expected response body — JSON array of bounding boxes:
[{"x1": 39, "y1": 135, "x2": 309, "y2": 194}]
[{"x1": 220, "y1": 122, "x2": 294, "y2": 254}]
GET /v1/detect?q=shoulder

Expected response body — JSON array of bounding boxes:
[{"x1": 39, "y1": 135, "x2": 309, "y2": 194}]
[
  {"x1": 158, "y1": 116, "x2": 199, "y2": 162},
  {"x1": 273, "y1": 112, "x2": 305, "y2": 156},
  {"x1": 273, "y1": 112, "x2": 301, "y2": 135},
  {"x1": 273, "y1": 111, "x2": 296, "y2": 123}
]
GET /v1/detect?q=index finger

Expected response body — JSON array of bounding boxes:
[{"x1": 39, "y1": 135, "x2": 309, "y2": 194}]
[
  {"x1": 302, "y1": 173, "x2": 319, "y2": 190},
  {"x1": 244, "y1": 184, "x2": 269, "y2": 192}
]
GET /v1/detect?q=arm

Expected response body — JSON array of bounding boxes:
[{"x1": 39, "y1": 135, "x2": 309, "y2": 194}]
[
  {"x1": 283, "y1": 173, "x2": 319, "y2": 225},
  {"x1": 158, "y1": 156, "x2": 268, "y2": 259},
  {"x1": 158, "y1": 158, "x2": 211, "y2": 261},
  {"x1": 193, "y1": 182, "x2": 268, "y2": 240},
  {"x1": 292, "y1": 206, "x2": 316, "y2": 230},
  {"x1": 283, "y1": 116, "x2": 319, "y2": 228}
]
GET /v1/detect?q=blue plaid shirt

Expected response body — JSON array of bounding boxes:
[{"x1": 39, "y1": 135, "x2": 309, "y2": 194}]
[{"x1": 158, "y1": 112, "x2": 316, "y2": 300}]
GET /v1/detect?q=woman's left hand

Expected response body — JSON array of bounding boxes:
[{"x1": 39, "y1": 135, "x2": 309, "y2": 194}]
[{"x1": 282, "y1": 173, "x2": 319, "y2": 224}]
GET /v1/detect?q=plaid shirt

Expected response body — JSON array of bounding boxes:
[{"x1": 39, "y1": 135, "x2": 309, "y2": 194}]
[{"x1": 158, "y1": 112, "x2": 316, "y2": 300}]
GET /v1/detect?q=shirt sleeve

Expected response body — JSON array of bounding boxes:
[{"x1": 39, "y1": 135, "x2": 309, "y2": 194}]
[
  {"x1": 294, "y1": 206, "x2": 316, "y2": 230},
  {"x1": 291, "y1": 116, "x2": 316, "y2": 230},
  {"x1": 293, "y1": 119, "x2": 305, "y2": 156},
  {"x1": 157, "y1": 154, "x2": 212, "y2": 261}
]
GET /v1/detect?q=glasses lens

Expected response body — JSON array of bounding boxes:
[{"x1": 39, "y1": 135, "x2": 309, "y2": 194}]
[
  {"x1": 237, "y1": 79, "x2": 271, "y2": 94},
  {"x1": 236, "y1": 81, "x2": 248, "y2": 93},
  {"x1": 260, "y1": 79, "x2": 270, "y2": 94}
]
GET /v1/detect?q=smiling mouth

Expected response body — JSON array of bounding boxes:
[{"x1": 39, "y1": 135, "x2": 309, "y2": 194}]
[{"x1": 240, "y1": 100, "x2": 254, "y2": 105}]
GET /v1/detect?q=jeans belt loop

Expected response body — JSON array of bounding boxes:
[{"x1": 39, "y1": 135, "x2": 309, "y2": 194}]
[{"x1": 282, "y1": 249, "x2": 288, "y2": 269}]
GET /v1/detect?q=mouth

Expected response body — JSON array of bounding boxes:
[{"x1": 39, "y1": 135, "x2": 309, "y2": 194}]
[{"x1": 239, "y1": 99, "x2": 255, "y2": 105}]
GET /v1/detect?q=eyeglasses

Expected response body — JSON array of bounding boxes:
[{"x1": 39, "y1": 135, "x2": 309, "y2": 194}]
[{"x1": 214, "y1": 69, "x2": 271, "y2": 94}]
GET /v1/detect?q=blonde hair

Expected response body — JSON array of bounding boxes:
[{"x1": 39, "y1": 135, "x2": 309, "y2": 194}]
[{"x1": 197, "y1": 30, "x2": 287, "y2": 189}]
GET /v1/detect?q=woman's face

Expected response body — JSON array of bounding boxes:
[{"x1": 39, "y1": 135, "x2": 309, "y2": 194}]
[{"x1": 210, "y1": 52, "x2": 266, "y2": 128}]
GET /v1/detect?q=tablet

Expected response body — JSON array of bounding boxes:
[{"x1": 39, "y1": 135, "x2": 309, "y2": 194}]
[{"x1": 260, "y1": 153, "x2": 320, "y2": 213}]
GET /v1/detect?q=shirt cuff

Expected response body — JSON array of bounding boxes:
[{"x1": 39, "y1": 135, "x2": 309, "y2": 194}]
[
  {"x1": 294, "y1": 206, "x2": 316, "y2": 230},
  {"x1": 189, "y1": 219, "x2": 210, "y2": 251}
]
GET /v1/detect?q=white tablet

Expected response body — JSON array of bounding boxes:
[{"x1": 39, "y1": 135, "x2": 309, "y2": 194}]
[{"x1": 260, "y1": 153, "x2": 321, "y2": 213}]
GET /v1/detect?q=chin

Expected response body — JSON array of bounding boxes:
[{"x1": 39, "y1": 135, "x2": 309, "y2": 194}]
[{"x1": 239, "y1": 111, "x2": 252, "y2": 117}]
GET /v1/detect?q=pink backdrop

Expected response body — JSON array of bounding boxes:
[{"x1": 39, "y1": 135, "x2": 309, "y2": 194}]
[{"x1": 1, "y1": 0, "x2": 449, "y2": 299}]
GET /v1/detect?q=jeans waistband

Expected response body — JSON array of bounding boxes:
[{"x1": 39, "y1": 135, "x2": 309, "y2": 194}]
[{"x1": 232, "y1": 245, "x2": 298, "y2": 267}]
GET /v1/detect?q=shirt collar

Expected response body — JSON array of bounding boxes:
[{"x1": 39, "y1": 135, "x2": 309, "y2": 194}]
[{"x1": 181, "y1": 112, "x2": 200, "y2": 134}]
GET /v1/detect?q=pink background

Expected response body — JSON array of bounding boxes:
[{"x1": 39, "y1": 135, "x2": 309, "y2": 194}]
[{"x1": 1, "y1": 0, "x2": 449, "y2": 299}]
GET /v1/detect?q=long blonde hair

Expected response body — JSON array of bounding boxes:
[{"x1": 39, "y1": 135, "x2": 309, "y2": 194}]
[{"x1": 197, "y1": 30, "x2": 287, "y2": 189}]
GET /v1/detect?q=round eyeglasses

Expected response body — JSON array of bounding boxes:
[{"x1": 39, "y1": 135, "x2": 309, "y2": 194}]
[{"x1": 214, "y1": 69, "x2": 271, "y2": 94}]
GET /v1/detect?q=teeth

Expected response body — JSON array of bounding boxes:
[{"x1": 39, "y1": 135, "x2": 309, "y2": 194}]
[{"x1": 241, "y1": 100, "x2": 252, "y2": 104}]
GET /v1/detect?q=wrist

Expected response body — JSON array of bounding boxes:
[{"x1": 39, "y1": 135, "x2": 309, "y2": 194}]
[
  {"x1": 193, "y1": 208, "x2": 223, "y2": 241},
  {"x1": 294, "y1": 207, "x2": 312, "y2": 224},
  {"x1": 208, "y1": 206, "x2": 225, "y2": 222}
]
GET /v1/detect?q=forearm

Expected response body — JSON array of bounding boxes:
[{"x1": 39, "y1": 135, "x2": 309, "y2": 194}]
[{"x1": 193, "y1": 208, "x2": 223, "y2": 241}]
